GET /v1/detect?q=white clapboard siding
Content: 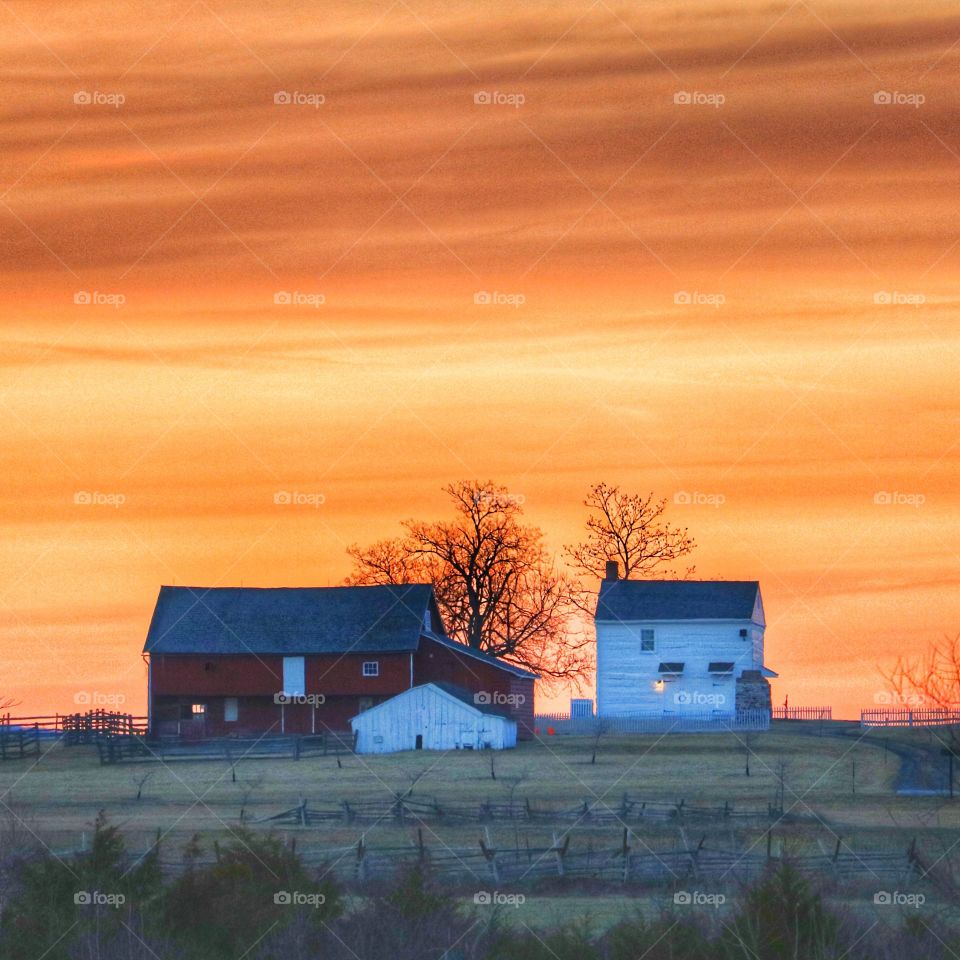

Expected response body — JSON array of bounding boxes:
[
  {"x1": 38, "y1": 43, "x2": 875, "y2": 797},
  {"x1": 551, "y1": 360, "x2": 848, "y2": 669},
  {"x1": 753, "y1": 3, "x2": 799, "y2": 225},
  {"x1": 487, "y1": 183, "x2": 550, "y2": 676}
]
[
  {"x1": 351, "y1": 683, "x2": 517, "y2": 754},
  {"x1": 597, "y1": 619, "x2": 765, "y2": 717}
]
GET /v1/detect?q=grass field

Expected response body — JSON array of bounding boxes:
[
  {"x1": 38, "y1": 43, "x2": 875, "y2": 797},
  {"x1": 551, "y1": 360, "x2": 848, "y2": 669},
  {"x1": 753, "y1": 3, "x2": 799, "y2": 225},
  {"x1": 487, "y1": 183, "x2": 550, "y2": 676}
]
[{"x1": 1, "y1": 722, "x2": 957, "y2": 935}]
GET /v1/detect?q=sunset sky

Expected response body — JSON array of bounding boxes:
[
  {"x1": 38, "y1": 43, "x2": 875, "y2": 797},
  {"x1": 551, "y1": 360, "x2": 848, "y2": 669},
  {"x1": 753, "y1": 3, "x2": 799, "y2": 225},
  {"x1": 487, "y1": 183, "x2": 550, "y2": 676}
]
[{"x1": 3, "y1": 0, "x2": 959, "y2": 717}]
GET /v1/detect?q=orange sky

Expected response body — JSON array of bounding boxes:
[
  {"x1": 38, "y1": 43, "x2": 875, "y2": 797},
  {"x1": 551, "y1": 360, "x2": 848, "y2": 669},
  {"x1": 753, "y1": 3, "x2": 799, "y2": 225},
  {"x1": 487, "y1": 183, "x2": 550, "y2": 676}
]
[{"x1": 2, "y1": 0, "x2": 960, "y2": 718}]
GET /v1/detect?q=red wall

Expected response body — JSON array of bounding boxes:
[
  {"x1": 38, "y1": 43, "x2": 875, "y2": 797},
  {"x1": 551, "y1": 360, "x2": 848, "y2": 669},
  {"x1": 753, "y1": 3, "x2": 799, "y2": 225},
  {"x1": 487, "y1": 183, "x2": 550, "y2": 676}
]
[{"x1": 150, "y1": 643, "x2": 535, "y2": 738}]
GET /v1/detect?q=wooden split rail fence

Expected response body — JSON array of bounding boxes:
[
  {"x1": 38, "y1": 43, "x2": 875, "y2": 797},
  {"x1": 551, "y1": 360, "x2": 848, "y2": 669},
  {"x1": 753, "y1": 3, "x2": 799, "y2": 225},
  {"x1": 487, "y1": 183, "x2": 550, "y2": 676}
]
[{"x1": 260, "y1": 793, "x2": 785, "y2": 828}]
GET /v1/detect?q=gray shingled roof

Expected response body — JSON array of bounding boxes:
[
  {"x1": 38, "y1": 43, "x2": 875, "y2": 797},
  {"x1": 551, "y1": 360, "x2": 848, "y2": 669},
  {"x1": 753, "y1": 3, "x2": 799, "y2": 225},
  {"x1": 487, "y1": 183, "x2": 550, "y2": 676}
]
[
  {"x1": 143, "y1": 584, "x2": 434, "y2": 655},
  {"x1": 596, "y1": 580, "x2": 761, "y2": 622}
]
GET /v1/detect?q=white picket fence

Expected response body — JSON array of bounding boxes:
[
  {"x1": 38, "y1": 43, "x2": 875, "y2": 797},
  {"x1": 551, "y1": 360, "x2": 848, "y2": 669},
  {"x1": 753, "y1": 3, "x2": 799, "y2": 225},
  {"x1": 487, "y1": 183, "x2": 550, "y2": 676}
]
[
  {"x1": 861, "y1": 709, "x2": 960, "y2": 728},
  {"x1": 533, "y1": 710, "x2": 770, "y2": 735}
]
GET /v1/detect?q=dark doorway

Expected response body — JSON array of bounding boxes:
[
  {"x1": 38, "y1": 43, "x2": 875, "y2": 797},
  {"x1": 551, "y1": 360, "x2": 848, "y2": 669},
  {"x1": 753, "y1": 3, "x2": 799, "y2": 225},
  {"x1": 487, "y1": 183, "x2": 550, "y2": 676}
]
[{"x1": 415, "y1": 734, "x2": 423, "y2": 750}]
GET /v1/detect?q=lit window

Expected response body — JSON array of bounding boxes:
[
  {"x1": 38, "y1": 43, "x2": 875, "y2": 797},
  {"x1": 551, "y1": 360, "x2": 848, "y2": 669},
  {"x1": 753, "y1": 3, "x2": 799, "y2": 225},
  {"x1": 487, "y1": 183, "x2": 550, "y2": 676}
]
[
  {"x1": 362, "y1": 661, "x2": 379, "y2": 677},
  {"x1": 191, "y1": 703, "x2": 206, "y2": 716}
]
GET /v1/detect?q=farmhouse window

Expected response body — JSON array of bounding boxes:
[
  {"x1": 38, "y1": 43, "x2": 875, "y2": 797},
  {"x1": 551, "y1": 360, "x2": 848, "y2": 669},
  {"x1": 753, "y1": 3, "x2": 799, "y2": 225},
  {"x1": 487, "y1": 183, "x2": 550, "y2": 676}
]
[
  {"x1": 640, "y1": 629, "x2": 655, "y2": 651},
  {"x1": 224, "y1": 697, "x2": 238, "y2": 722},
  {"x1": 362, "y1": 661, "x2": 380, "y2": 677},
  {"x1": 191, "y1": 702, "x2": 206, "y2": 716},
  {"x1": 708, "y1": 662, "x2": 735, "y2": 675},
  {"x1": 657, "y1": 662, "x2": 684, "y2": 676}
]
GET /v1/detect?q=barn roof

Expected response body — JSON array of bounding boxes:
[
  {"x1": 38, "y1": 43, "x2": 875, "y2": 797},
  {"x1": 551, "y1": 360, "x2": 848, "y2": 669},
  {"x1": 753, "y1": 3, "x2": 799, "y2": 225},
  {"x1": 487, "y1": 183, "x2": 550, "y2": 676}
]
[
  {"x1": 423, "y1": 631, "x2": 539, "y2": 680},
  {"x1": 595, "y1": 579, "x2": 762, "y2": 623},
  {"x1": 144, "y1": 583, "x2": 435, "y2": 655}
]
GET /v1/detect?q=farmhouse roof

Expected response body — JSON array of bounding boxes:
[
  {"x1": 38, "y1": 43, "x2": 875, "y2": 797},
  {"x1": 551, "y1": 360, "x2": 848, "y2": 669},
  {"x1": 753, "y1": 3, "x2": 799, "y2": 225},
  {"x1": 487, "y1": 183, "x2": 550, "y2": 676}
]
[
  {"x1": 595, "y1": 579, "x2": 762, "y2": 623},
  {"x1": 144, "y1": 583, "x2": 436, "y2": 655}
]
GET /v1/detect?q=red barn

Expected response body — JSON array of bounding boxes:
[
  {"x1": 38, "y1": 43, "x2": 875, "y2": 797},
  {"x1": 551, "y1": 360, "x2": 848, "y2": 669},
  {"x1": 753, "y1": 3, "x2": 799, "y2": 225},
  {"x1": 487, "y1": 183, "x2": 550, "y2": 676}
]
[{"x1": 143, "y1": 583, "x2": 537, "y2": 739}]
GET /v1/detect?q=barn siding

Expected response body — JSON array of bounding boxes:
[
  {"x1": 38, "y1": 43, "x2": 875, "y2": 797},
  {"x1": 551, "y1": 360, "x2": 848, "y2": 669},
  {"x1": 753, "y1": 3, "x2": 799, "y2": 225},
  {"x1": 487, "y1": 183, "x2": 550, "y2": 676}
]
[{"x1": 414, "y1": 636, "x2": 534, "y2": 738}]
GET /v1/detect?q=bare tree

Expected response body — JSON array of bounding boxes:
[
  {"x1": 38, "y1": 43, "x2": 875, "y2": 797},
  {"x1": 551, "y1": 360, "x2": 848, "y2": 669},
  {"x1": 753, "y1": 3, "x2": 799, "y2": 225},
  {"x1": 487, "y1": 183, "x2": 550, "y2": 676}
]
[
  {"x1": 889, "y1": 632, "x2": 960, "y2": 756},
  {"x1": 565, "y1": 483, "x2": 697, "y2": 585},
  {"x1": 346, "y1": 480, "x2": 588, "y2": 682}
]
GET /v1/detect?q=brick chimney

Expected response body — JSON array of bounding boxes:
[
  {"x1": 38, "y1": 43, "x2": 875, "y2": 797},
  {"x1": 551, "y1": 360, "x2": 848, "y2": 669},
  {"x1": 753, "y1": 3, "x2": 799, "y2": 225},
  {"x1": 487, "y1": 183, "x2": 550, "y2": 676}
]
[{"x1": 604, "y1": 560, "x2": 620, "y2": 580}]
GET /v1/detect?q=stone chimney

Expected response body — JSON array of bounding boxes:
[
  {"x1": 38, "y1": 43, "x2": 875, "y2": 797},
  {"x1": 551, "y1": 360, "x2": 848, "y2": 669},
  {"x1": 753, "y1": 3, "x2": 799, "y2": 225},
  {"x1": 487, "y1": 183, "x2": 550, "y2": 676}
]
[{"x1": 604, "y1": 560, "x2": 620, "y2": 580}]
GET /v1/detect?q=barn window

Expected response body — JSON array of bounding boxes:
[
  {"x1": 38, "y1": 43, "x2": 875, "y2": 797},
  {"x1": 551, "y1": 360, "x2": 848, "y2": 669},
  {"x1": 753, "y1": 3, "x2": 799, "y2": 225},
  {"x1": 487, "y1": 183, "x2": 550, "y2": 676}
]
[
  {"x1": 362, "y1": 661, "x2": 379, "y2": 677},
  {"x1": 640, "y1": 629, "x2": 655, "y2": 651},
  {"x1": 191, "y1": 703, "x2": 206, "y2": 716},
  {"x1": 359, "y1": 697, "x2": 374, "y2": 712},
  {"x1": 282, "y1": 656, "x2": 305, "y2": 696},
  {"x1": 224, "y1": 698, "x2": 238, "y2": 722}
]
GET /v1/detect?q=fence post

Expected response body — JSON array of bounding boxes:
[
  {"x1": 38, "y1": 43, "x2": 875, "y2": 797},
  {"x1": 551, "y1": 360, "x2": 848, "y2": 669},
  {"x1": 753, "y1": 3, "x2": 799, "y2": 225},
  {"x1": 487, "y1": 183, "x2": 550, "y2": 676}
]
[
  {"x1": 355, "y1": 834, "x2": 367, "y2": 883},
  {"x1": 621, "y1": 828, "x2": 631, "y2": 883},
  {"x1": 480, "y1": 827, "x2": 499, "y2": 884}
]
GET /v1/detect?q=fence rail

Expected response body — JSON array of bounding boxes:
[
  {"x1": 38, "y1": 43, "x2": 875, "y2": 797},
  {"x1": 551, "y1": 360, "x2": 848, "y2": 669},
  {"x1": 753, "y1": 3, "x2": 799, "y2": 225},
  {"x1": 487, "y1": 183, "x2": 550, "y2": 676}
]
[
  {"x1": 258, "y1": 791, "x2": 784, "y2": 828},
  {"x1": 533, "y1": 710, "x2": 770, "y2": 735},
  {"x1": 861, "y1": 709, "x2": 960, "y2": 728},
  {"x1": 103, "y1": 830, "x2": 924, "y2": 890},
  {"x1": 97, "y1": 733, "x2": 351, "y2": 765},
  {"x1": 0, "y1": 723, "x2": 40, "y2": 760},
  {"x1": 772, "y1": 707, "x2": 833, "y2": 720}
]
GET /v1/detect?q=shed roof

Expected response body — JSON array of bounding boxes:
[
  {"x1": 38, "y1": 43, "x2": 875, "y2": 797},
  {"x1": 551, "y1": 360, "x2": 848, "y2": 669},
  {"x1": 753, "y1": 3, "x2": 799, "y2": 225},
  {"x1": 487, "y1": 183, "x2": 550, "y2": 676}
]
[
  {"x1": 350, "y1": 682, "x2": 516, "y2": 725},
  {"x1": 144, "y1": 583, "x2": 435, "y2": 655},
  {"x1": 596, "y1": 580, "x2": 762, "y2": 623}
]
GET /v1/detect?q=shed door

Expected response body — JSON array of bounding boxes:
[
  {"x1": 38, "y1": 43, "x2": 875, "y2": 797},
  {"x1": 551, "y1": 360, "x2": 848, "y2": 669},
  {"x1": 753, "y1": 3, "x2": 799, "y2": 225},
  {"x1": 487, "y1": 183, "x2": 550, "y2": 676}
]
[{"x1": 283, "y1": 657, "x2": 305, "y2": 696}]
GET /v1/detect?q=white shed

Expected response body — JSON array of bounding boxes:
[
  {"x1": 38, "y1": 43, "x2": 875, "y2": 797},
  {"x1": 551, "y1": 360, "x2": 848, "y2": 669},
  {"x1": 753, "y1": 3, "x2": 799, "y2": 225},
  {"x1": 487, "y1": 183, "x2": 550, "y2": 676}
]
[{"x1": 350, "y1": 682, "x2": 517, "y2": 754}]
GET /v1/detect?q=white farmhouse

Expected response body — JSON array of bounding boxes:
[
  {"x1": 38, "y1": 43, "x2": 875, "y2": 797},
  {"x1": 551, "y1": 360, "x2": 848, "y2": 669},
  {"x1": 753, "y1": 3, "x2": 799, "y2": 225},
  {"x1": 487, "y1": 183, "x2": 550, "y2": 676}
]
[
  {"x1": 350, "y1": 682, "x2": 517, "y2": 753},
  {"x1": 595, "y1": 564, "x2": 777, "y2": 717}
]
